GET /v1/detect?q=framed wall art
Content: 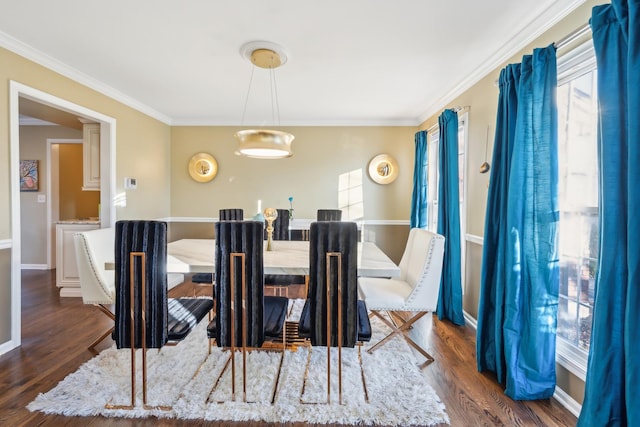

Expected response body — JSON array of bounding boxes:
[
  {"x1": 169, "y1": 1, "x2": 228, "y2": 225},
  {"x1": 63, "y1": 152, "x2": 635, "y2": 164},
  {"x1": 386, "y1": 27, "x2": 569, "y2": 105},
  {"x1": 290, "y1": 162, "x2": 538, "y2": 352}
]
[{"x1": 20, "y1": 159, "x2": 39, "y2": 191}]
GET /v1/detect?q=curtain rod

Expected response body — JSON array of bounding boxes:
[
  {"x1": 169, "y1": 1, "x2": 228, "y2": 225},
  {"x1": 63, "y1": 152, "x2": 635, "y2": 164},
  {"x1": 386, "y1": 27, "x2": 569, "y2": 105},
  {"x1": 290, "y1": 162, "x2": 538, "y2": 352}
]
[
  {"x1": 493, "y1": 23, "x2": 592, "y2": 87},
  {"x1": 421, "y1": 106, "x2": 470, "y2": 132},
  {"x1": 425, "y1": 123, "x2": 438, "y2": 132},
  {"x1": 554, "y1": 23, "x2": 591, "y2": 49}
]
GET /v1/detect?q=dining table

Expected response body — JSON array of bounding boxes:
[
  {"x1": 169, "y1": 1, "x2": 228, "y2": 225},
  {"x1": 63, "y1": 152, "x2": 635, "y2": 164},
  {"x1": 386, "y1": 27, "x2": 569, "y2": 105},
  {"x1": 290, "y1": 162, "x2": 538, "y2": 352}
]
[{"x1": 156, "y1": 238, "x2": 401, "y2": 278}]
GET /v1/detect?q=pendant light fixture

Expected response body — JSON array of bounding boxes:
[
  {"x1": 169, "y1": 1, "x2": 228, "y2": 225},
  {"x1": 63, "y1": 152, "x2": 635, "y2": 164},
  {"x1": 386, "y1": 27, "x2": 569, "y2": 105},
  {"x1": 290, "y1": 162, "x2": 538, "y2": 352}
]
[{"x1": 235, "y1": 41, "x2": 294, "y2": 159}]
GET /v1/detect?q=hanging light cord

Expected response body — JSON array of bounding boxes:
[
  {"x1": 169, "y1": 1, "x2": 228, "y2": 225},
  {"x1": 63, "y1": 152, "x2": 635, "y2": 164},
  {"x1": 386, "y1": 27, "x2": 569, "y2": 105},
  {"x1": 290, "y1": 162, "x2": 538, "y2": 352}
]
[
  {"x1": 241, "y1": 52, "x2": 282, "y2": 127},
  {"x1": 240, "y1": 66, "x2": 256, "y2": 126},
  {"x1": 270, "y1": 56, "x2": 281, "y2": 126}
]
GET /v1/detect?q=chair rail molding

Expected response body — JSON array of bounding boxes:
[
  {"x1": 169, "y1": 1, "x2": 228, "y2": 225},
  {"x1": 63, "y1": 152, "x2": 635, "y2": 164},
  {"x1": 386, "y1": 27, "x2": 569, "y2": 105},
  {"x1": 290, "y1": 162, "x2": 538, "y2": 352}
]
[
  {"x1": 0, "y1": 239, "x2": 11, "y2": 250},
  {"x1": 465, "y1": 233, "x2": 484, "y2": 245},
  {"x1": 21, "y1": 264, "x2": 48, "y2": 270},
  {"x1": 160, "y1": 217, "x2": 411, "y2": 226}
]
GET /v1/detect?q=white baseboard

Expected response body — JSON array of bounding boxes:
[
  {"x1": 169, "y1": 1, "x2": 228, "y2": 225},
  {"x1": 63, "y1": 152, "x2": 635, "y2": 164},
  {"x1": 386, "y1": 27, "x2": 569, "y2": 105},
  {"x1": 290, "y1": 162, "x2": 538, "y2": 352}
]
[
  {"x1": 0, "y1": 338, "x2": 19, "y2": 357},
  {"x1": 21, "y1": 264, "x2": 49, "y2": 270},
  {"x1": 463, "y1": 310, "x2": 478, "y2": 329},
  {"x1": 553, "y1": 386, "x2": 582, "y2": 418},
  {"x1": 59, "y1": 288, "x2": 82, "y2": 298}
]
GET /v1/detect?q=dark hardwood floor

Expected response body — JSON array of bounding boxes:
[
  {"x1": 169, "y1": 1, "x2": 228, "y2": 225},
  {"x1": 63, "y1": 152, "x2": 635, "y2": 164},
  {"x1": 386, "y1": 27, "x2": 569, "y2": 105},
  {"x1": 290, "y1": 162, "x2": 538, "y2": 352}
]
[{"x1": 0, "y1": 270, "x2": 577, "y2": 426}]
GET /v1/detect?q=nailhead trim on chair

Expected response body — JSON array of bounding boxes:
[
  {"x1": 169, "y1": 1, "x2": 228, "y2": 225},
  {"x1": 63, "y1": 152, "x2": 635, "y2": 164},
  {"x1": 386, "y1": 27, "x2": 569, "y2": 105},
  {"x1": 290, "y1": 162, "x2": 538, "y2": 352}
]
[
  {"x1": 404, "y1": 233, "x2": 442, "y2": 307},
  {"x1": 360, "y1": 231, "x2": 444, "y2": 312},
  {"x1": 77, "y1": 232, "x2": 114, "y2": 305}
]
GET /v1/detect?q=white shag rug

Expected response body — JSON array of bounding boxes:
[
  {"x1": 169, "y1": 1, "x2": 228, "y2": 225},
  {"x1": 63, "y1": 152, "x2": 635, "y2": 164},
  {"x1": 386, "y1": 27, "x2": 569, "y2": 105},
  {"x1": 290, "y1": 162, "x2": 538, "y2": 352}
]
[{"x1": 28, "y1": 300, "x2": 449, "y2": 426}]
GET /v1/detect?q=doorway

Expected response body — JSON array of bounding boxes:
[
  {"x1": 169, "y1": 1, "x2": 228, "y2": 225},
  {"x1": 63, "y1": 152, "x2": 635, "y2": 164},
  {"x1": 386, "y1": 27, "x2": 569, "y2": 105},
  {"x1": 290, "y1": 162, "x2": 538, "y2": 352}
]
[
  {"x1": 8, "y1": 81, "x2": 116, "y2": 352},
  {"x1": 46, "y1": 138, "x2": 91, "y2": 270}
]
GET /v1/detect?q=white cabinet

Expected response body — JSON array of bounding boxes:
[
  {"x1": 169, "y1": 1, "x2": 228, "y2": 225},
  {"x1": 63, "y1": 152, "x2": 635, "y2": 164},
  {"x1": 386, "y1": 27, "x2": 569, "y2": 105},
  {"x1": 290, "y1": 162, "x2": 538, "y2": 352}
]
[
  {"x1": 82, "y1": 123, "x2": 100, "y2": 190},
  {"x1": 56, "y1": 223, "x2": 100, "y2": 297}
]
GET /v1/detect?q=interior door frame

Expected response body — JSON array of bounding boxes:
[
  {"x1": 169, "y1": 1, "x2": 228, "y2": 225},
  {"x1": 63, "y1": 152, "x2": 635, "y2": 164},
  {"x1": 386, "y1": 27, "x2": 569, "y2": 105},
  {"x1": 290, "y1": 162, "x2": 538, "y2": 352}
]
[
  {"x1": 46, "y1": 138, "x2": 83, "y2": 269},
  {"x1": 8, "y1": 81, "x2": 116, "y2": 352}
]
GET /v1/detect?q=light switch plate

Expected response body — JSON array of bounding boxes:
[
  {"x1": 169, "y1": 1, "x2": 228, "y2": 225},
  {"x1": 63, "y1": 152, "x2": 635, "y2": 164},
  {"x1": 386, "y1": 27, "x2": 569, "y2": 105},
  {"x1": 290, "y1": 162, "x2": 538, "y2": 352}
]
[
  {"x1": 37, "y1": 194, "x2": 46, "y2": 203},
  {"x1": 124, "y1": 177, "x2": 137, "y2": 189}
]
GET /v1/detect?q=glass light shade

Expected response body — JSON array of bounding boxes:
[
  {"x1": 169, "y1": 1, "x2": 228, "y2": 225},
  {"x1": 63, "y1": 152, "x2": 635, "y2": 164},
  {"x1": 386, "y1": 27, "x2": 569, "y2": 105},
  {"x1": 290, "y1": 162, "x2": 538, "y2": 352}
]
[{"x1": 235, "y1": 129, "x2": 294, "y2": 159}]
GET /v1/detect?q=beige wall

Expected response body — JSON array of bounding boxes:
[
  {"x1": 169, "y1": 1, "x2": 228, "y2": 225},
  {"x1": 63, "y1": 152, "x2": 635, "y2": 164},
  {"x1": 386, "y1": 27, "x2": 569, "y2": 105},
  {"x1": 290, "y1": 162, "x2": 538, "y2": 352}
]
[
  {"x1": 420, "y1": 0, "x2": 604, "y2": 405},
  {"x1": 0, "y1": 47, "x2": 173, "y2": 240},
  {"x1": 18, "y1": 125, "x2": 83, "y2": 265},
  {"x1": 169, "y1": 126, "x2": 417, "y2": 260},
  {"x1": 0, "y1": 46, "x2": 172, "y2": 346},
  {"x1": 58, "y1": 144, "x2": 100, "y2": 220},
  {"x1": 170, "y1": 126, "x2": 416, "y2": 221}
]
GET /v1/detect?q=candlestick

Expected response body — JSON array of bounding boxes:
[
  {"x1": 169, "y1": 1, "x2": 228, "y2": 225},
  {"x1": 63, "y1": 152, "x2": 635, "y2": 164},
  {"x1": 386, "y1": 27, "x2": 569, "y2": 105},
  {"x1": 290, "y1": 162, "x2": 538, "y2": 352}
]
[{"x1": 263, "y1": 208, "x2": 278, "y2": 251}]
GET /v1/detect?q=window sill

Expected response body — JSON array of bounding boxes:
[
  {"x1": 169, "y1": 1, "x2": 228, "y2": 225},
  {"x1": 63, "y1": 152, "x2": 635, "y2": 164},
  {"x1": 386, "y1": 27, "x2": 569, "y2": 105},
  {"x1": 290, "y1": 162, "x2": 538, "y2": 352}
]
[{"x1": 556, "y1": 338, "x2": 588, "y2": 381}]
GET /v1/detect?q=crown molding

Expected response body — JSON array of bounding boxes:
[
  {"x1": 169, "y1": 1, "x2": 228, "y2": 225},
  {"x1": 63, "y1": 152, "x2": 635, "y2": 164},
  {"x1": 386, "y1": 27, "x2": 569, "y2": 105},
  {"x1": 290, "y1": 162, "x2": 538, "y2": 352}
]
[
  {"x1": 170, "y1": 117, "x2": 420, "y2": 127},
  {"x1": 0, "y1": 29, "x2": 172, "y2": 125},
  {"x1": 417, "y1": 0, "x2": 588, "y2": 123}
]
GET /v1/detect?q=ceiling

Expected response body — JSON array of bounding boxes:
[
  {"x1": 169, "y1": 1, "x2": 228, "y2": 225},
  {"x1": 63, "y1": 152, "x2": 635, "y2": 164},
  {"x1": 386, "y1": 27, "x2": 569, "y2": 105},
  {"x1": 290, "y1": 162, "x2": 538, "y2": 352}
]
[{"x1": 1, "y1": 0, "x2": 585, "y2": 127}]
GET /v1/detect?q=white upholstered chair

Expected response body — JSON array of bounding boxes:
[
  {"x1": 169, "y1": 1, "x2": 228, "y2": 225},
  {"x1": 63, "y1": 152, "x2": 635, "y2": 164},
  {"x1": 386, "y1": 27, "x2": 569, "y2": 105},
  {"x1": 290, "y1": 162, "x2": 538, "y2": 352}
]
[
  {"x1": 357, "y1": 228, "x2": 445, "y2": 367},
  {"x1": 74, "y1": 227, "x2": 185, "y2": 352},
  {"x1": 74, "y1": 227, "x2": 117, "y2": 352}
]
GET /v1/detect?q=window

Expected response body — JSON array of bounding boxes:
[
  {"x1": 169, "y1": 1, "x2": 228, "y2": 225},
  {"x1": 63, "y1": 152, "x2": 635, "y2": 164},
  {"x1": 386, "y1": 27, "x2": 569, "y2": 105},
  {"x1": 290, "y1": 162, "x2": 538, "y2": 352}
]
[
  {"x1": 338, "y1": 169, "x2": 364, "y2": 220},
  {"x1": 556, "y1": 39, "x2": 599, "y2": 379},
  {"x1": 426, "y1": 112, "x2": 468, "y2": 286},
  {"x1": 426, "y1": 129, "x2": 439, "y2": 232}
]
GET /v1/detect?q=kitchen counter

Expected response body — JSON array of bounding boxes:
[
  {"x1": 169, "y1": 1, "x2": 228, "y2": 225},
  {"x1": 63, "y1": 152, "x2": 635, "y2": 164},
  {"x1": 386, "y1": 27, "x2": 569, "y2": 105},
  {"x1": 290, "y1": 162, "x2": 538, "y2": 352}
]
[
  {"x1": 56, "y1": 222, "x2": 100, "y2": 296},
  {"x1": 57, "y1": 218, "x2": 100, "y2": 225}
]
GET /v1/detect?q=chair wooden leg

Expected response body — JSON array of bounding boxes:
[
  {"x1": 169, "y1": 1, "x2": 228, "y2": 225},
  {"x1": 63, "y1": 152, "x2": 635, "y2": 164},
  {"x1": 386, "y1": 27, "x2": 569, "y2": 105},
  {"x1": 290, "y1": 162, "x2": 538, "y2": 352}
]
[
  {"x1": 88, "y1": 304, "x2": 115, "y2": 353},
  {"x1": 207, "y1": 252, "x2": 286, "y2": 405},
  {"x1": 88, "y1": 326, "x2": 115, "y2": 353},
  {"x1": 358, "y1": 343, "x2": 369, "y2": 403},
  {"x1": 367, "y1": 310, "x2": 435, "y2": 368},
  {"x1": 301, "y1": 253, "x2": 350, "y2": 405},
  {"x1": 270, "y1": 324, "x2": 287, "y2": 404},
  {"x1": 105, "y1": 252, "x2": 171, "y2": 411}
]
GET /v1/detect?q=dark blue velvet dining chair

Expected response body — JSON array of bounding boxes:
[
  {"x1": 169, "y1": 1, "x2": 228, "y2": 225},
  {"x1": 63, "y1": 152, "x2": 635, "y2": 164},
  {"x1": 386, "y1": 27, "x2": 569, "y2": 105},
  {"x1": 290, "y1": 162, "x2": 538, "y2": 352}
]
[
  {"x1": 298, "y1": 221, "x2": 371, "y2": 404},
  {"x1": 316, "y1": 209, "x2": 342, "y2": 221},
  {"x1": 205, "y1": 220, "x2": 288, "y2": 403},
  {"x1": 219, "y1": 208, "x2": 244, "y2": 221},
  {"x1": 112, "y1": 220, "x2": 213, "y2": 409},
  {"x1": 191, "y1": 209, "x2": 244, "y2": 286},
  {"x1": 264, "y1": 208, "x2": 306, "y2": 297}
]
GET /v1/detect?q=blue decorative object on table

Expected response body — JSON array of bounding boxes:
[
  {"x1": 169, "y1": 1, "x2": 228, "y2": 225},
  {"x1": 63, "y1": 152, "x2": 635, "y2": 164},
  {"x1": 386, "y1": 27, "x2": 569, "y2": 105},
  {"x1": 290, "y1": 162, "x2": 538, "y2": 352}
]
[{"x1": 288, "y1": 196, "x2": 294, "y2": 219}]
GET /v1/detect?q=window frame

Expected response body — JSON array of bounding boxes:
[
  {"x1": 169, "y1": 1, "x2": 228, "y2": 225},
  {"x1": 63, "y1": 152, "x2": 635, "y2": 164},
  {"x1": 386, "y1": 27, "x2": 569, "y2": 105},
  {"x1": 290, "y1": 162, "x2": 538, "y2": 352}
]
[{"x1": 555, "y1": 38, "x2": 598, "y2": 381}]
